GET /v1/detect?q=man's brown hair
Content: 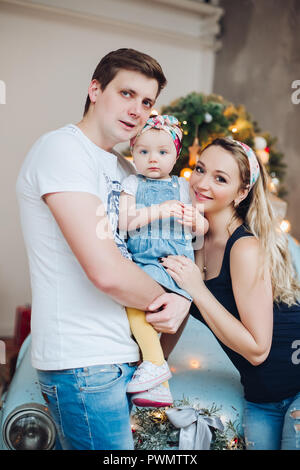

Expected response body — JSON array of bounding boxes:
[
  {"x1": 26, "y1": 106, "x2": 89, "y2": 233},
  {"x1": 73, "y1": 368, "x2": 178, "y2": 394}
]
[{"x1": 83, "y1": 48, "x2": 167, "y2": 115}]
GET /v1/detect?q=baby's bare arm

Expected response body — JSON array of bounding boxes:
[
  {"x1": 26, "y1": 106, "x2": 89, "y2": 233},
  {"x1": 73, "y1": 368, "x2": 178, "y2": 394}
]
[{"x1": 119, "y1": 192, "x2": 184, "y2": 232}]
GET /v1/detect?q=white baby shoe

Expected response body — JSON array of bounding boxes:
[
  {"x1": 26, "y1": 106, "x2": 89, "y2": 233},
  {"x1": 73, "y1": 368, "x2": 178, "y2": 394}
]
[
  {"x1": 131, "y1": 383, "x2": 173, "y2": 408},
  {"x1": 127, "y1": 360, "x2": 172, "y2": 394}
]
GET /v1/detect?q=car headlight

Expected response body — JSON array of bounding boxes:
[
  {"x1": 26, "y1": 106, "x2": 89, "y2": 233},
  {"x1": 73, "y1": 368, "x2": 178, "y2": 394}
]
[{"x1": 3, "y1": 403, "x2": 56, "y2": 450}]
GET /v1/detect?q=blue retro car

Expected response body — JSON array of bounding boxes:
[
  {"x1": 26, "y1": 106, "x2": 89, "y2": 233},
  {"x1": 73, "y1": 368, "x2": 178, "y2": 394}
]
[
  {"x1": 1, "y1": 236, "x2": 299, "y2": 450},
  {"x1": 0, "y1": 334, "x2": 57, "y2": 450},
  {"x1": 0, "y1": 319, "x2": 244, "y2": 451}
]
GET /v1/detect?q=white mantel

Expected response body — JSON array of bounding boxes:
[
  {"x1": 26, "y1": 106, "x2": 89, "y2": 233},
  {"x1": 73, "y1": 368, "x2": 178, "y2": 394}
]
[{"x1": 0, "y1": 0, "x2": 223, "y2": 49}]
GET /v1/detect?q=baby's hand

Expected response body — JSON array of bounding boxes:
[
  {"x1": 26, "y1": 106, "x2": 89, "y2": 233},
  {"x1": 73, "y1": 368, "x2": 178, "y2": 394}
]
[
  {"x1": 177, "y1": 204, "x2": 209, "y2": 235},
  {"x1": 159, "y1": 200, "x2": 184, "y2": 219},
  {"x1": 193, "y1": 205, "x2": 209, "y2": 235}
]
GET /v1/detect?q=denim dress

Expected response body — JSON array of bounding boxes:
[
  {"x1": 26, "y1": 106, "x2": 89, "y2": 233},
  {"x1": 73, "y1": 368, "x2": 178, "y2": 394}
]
[{"x1": 126, "y1": 174, "x2": 194, "y2": 300}]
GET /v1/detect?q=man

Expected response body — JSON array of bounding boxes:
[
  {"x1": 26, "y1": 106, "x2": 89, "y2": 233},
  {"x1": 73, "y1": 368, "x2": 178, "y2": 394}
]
[{"x1": 16, "y1": 49, "x2": 191, "y2": 450}]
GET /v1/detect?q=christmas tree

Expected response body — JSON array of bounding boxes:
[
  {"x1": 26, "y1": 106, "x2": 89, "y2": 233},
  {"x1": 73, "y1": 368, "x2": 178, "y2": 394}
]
[{"x1": 161, "y1": 92, "x2": 287, "y2": 198}]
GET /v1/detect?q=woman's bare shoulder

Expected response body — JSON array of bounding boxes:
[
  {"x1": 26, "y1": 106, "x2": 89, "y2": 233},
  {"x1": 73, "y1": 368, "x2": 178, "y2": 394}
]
[
  {"x1": 230, "y1": 236, "x2": 263, "y2": 277},
  {"x1": 231, "y1": 235, "x2": 260, "y2": 257}
]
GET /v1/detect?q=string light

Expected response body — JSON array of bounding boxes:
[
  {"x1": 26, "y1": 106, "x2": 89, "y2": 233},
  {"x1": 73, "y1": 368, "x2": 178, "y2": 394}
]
[
  {"x1": 256, "y1": 149, "x2": 269, "y2": 164},
  {"x1": 268, "y1": 173, "x2": 280, "y2": 194},
  {"x1": 269, "y1": 181, "x2": 277, "y2": 193},
  {"x1": 180, "y1": 168, "x2": 193, "y2": 180},
  {"x1": 280, "y1": 219, "x2": 291, "y2": 233},
  {"x1": 190, "y1": 359, "x2": 201, "y2": 369}
]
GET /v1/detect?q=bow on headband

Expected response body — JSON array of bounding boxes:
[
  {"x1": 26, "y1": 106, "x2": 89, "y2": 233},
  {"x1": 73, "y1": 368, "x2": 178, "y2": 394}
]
[
  {"x1": 130, "y1": 115, "x2": 183, "y2": 157},
  {"x1": 165, "y1": 407, "x2": 224, "y2": 450}
]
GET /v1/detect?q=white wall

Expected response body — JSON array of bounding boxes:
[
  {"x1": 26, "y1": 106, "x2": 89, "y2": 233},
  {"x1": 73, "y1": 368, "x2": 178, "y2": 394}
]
[
  {"x1": 0, "y1": 0, "x2": 222, "y2": 336},
  {"x1": 214, "y1": 0, "x2": 300, "y2": 241}
]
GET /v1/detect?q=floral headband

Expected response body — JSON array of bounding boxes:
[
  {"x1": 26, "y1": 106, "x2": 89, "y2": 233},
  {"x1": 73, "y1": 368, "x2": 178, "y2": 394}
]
[
  {"x1": 130, "y1": 115, "x2": 183, "y2": 157},
  {"x1": 234, "y1": 140, "x2": 260, "y2": 190}
]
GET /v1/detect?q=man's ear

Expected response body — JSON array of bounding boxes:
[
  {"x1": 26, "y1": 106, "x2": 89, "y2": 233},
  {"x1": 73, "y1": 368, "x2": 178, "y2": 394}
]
[{"x1": 88, "y1": 79, "x2": 100, "y2": 105}]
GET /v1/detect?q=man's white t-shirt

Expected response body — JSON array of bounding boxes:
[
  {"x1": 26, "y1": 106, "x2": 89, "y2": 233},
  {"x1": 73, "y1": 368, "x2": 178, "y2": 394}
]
[{"x1": 16, "y1": 124, "x2": 140, "y2": 370}]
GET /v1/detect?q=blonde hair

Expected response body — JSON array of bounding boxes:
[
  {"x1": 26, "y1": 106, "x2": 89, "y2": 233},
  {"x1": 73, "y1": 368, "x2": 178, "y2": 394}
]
[{"x1": 206, "y1": 137, "x2": 300, "y2": 306}]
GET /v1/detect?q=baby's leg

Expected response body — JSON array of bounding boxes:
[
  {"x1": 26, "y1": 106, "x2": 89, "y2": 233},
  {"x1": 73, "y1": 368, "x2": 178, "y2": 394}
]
[{"x1": 126, "y1": 307, "x2": 169, "y2": 388}]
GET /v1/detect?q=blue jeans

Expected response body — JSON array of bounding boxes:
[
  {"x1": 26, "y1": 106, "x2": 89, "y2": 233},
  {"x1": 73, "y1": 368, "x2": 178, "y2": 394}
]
[
  {"x1": 243, "y1": 392, "x2": 300, "y2": 450},
  {"x1": 37, "y1": 362, "x2": 137, "y2": 450}
]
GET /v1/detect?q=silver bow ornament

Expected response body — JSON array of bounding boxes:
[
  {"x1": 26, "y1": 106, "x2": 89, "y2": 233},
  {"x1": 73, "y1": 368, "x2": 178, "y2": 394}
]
[{"x1": 165, "y1": 407, "x2": 224, "y2": 450}]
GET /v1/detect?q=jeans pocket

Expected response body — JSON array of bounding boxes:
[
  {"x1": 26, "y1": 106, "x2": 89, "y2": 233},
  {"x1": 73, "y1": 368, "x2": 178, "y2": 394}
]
[
  {"x1": 78, "y1": 364, "x2": 124, "y2": 393},
  {"x1": 39, "y1": 382, "x2": 57, "y2": 398},
  {"x1": 38, "y1": 381, "x2": 65, "y2": 437}
]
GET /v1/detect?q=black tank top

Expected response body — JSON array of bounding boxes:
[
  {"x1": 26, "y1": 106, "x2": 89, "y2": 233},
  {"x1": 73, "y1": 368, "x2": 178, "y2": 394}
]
[{"x1": 190, "y1": 224, "x2": 300, "y2": 403}]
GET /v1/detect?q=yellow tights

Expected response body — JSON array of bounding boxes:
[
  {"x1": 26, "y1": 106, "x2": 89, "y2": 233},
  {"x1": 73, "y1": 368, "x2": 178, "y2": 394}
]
[{"x1": 126, "y1": 307, "x2": 169, "y2": 388}]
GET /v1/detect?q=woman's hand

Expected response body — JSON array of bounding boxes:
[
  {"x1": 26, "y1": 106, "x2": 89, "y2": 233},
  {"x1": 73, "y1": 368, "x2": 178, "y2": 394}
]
[{"x1": 160, "y1": 255, "x2": 204, "y2": 299}]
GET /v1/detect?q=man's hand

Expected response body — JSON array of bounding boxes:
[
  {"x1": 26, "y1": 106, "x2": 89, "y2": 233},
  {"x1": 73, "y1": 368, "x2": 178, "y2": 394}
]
[{"x1": 145, "y1": 292, "x2": 191, "y2": 334}]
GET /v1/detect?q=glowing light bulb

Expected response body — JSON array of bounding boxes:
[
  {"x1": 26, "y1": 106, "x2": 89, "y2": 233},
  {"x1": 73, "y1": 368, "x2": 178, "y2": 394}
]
[
  {"x1": 190, "y1": 359, "x2": 200, "y2": 369},
  {"x1": 256, "y1": 149, "x2": 269, "y2": 164},
  {"x1": 231, "y1": 127, "x2": 238, "y2": 133},
  {"x1": 180, "y1": 168, "x2": 193, "y2": 180},
  {"x1": 280, "y1": 219, "x2": 291, "y2": 233},
  {"x1": 268, "y1": 181, "x2": 276, "y2": 193}
]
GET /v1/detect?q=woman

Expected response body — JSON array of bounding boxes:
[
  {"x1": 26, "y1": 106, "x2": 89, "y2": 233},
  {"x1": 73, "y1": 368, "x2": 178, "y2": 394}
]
[{"x1": 160, "y1": 137, "x2": 300, "y2": 450}]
